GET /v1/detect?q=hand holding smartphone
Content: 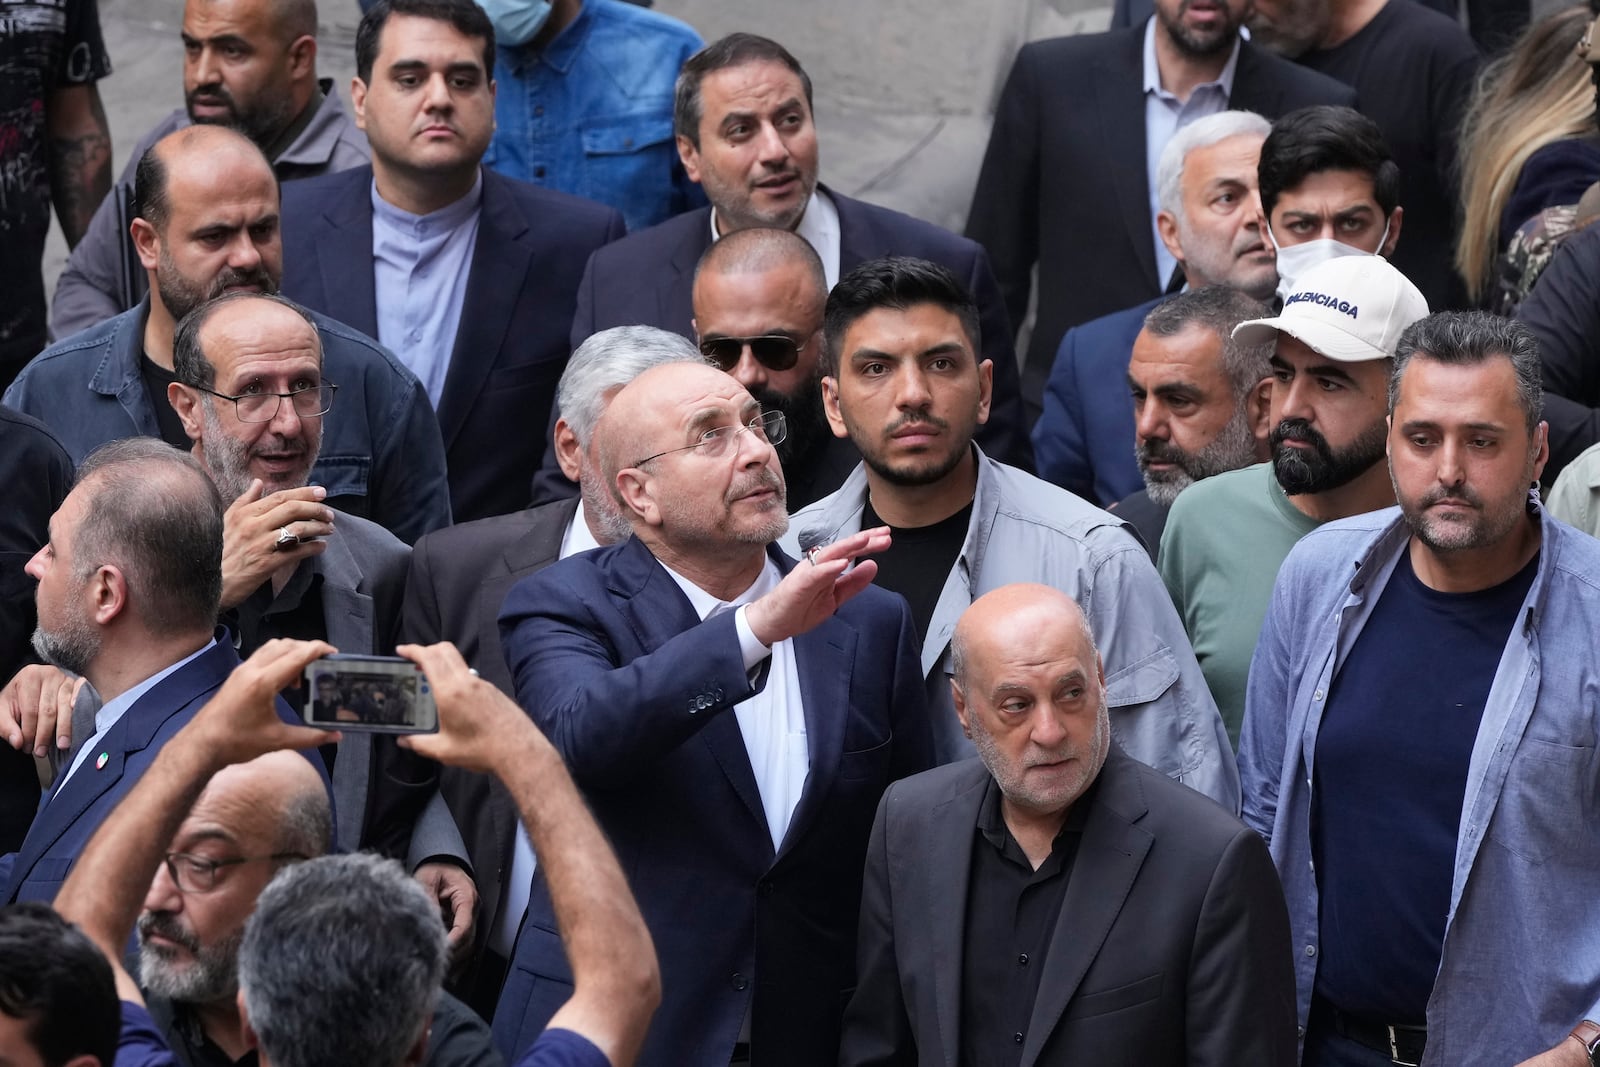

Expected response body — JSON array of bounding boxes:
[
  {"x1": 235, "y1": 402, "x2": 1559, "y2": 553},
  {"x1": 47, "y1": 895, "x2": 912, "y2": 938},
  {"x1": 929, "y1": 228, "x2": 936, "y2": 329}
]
[{"x1": 302, "y1": 654, "x2": 438, "y2": 734}]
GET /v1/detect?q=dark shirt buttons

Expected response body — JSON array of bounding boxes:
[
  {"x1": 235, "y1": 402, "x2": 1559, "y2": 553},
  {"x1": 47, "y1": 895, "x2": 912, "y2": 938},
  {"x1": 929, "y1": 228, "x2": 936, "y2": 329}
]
[
  {"x1": 1018, "y1": 953, "x2": 1028, "y2": 966},
  {"x1": 1013, "y1": 1032, "x2": 1024, "y2": 1044},
  {"x1": 759, "y1": 881, "x2": 773, "y2": 897},
  {"x1": 534, "y1": 166, "x2": 546, "y2": 178},
  {"x1": 731, "y1": 973, "x2": 749, "y2": 991}
]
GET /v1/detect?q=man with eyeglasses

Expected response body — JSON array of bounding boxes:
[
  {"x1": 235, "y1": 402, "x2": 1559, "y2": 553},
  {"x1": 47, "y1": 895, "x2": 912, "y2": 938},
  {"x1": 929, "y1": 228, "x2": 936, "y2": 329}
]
[
  {"x1": 161, "y1": 290, "x2": 479, "y2": 968},
  {"x1": 494, "y1": 360, "x2": 933, "y2": 1066}
]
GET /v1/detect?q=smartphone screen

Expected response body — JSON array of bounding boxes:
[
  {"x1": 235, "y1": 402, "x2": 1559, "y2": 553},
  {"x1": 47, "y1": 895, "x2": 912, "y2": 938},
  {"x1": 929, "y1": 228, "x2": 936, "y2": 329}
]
[{"x1": 303, "y1": 655, "x2": 438, "y2": 734}]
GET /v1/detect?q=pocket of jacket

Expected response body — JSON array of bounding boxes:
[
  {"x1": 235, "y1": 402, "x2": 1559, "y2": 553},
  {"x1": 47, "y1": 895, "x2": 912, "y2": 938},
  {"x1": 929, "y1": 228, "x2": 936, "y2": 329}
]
[{"x1": 1062, "y1": 972, "x2": 1164, "y2": 1020}]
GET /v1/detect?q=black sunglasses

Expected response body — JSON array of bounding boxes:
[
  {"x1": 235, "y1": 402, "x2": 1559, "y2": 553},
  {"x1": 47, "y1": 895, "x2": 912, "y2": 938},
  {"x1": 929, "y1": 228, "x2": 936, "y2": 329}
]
[{"x1": 699, "y1": 334, "x2": 803, "y2": 373}]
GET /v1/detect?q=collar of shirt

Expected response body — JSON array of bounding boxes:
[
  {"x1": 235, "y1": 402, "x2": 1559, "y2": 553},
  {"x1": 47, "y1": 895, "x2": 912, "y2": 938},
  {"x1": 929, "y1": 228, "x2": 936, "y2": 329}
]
[
  {"x1": 660, "y1": 554, "x2": 782, "y2": 622},
  {"x1": 974, "y1": 770, "x2": 1098, "y2": 857},
  {"x1": 1140, "y1": 16, "x2": 1241, "y2": 100},
  {"x1": 531, "y1": 0, "x2": 597, "y2": 74},
  {"x1": 559, "y1": 499, "x2": 605, "y2": 560},
  {"x1": 371, "y1": 169, "x2": 485, "y2": 238},
  {"x1": 710, "y1": 187, "x2": 842, "y2": 288},
  {"x1": 62, "y1": 639, "x2": 218, "y2": 785}
]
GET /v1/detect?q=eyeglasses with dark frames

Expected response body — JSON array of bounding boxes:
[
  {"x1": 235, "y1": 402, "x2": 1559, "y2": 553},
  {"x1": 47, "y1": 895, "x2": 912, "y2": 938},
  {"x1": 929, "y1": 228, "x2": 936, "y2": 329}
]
[
  {"x1": 633, "y1": 410, "x2": 788, "y2": 467},
  {"x1": 698, "y1": 334, "x2": 804, "y2": 373},
  {"x1": 162, "y1": 851, "x2": 308, "y2": 893},
  {"x1": 195, "y1": 383, "x2": 337, "y2": 424}
]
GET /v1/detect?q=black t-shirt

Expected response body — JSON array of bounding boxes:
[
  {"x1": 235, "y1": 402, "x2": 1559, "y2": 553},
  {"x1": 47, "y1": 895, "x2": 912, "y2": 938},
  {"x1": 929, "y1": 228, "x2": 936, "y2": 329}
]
[
  {"x1": 1298, "y1": 0, "x2": 1480, "y2": 311},
  {"x1": 1110, "y1": 487, "x2": 1168, "y2": 562},
  {"x1": 141, "y1": 353, "x2": 194, "y2": 449},
  {"x1": 1311, "y1": 547, "x2": 1538, "y2": 1022},
  {"x1": 863, "y1": 497, "x2": 973, "y2": 645},
  {"x1": 0, "y1": 0, "x2": 112, "y2": 373}
]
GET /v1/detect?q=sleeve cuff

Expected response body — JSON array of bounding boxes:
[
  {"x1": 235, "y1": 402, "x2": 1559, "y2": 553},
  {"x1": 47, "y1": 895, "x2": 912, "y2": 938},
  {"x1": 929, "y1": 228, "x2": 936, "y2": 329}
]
[{"x1": 734, "y1": 605, "x2": 772, "y2": 672}]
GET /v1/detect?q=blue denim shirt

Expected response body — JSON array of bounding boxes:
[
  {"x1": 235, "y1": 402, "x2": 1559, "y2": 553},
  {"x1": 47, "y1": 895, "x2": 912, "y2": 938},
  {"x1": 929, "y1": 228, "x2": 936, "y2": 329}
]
[
  {"x1": 784, "y1": 446, "x2": 1239, "y2": 811},
  {"x1": 485, "y1": 0, "x2": 706, "y2": 233},
  {"x1": 1241, "y1": 499, "x2": 1600, "y2": 1065},
  {"x1": 2, "y1": 300, "x2": 452, "y2": 545}
]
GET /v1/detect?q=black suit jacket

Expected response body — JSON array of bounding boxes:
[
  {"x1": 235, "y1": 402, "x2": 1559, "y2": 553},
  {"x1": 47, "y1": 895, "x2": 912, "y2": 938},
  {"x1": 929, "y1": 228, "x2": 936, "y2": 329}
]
[
  {"x1": 966, "y1": 30, "x2": 1358, "y2": 409},
  {"x1": 399, "y1": 497, "x2": 578, "y2": 957},
  {"x1": 838, "y1": 748, "x2": 1299, "y2": 1066},
  {"x1": 278, "y1": 166, "x2": 626, "y2": 522},
  {"x1": 528, "y1": 183, "x2": 1032, "y2": 505}
]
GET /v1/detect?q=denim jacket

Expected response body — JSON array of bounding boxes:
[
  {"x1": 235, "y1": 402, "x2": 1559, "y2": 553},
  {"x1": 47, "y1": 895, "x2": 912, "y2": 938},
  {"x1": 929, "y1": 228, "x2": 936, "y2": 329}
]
[
  {"x1": 1241, "y1": 498, "x2": 1600, "y2": 1064},
  {"x1": 3, "y1": 300, "x2": 451, "y2": 545},
  {"x1": 486, "y1": 0, "x2": 705, "y2": 233},
  {"x1": 785, "y1": 446, "x2": 1239, "y2": 811}
]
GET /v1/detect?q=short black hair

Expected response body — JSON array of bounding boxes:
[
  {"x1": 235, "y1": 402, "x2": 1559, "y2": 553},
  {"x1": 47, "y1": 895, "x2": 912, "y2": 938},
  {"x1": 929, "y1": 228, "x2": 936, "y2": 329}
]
[
  {"x1": 0, "y1": 904, "x2": 119, "y2": 1067},
  {"x1": 356, "y1": 0, "x2": 494, "y2": 83},
  {"x1": 1391, "y1": 310, "x2": 1544, "y2": 432},
  {"x1": 1258, "y1": 105, "x2": 1401, "y2": 221},
  {"x1": 674, "y1": 33, "x2": 813, "y2": 148},
  {"x1": 821, "y1": 256, "x2": 981, "y2": 377}
]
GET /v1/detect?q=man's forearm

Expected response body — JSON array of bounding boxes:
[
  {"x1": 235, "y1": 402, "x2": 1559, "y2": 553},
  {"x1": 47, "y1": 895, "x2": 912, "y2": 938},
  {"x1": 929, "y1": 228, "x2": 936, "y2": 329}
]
[{"x1": 47, "y1": 83, "x2": 112, "y2": 247}]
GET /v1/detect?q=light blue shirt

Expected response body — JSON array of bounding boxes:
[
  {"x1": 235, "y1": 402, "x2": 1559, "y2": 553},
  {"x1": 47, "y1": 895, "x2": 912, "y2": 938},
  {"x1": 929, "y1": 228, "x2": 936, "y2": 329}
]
[
  {"x1": 1142, "y1": 17, "x2": 1238, "y2": 290},
  {"x1": 1241, "y1": 499, "x2": 1600, "y2": 1064},
  {"x1": 371, "y1": 173, "x2": 484, "y2": 408},
  {"x1": 58, "y1": 640, "x2": 216, "y2": 789}
]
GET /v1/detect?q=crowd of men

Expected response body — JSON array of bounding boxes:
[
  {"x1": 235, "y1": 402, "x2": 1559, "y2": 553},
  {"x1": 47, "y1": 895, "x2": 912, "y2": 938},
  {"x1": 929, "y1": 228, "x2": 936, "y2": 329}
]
[{"x1": 4, "y1": 0, "x2": 1600, "y2": 1064}]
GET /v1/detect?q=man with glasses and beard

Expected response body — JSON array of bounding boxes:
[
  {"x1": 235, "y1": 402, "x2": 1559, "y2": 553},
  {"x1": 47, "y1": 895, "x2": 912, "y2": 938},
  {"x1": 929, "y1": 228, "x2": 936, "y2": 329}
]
[
  {"x1": 1160, "y1": 255, "x2": 1426, "y2": 744},
  {"x1": 691, "y1": 228, "x2": 861, "y2": 509}
]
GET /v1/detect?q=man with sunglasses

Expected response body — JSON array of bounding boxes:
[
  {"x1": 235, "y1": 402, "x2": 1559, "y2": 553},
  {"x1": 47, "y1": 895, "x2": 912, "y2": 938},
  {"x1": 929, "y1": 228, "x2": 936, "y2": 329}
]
[
  {"x1": 494, "y1": 360, "x2": 933, "y2": 1066},
  {"x1": 162, "y1": 290, "x2": 478, "y2": 968},
  {"x1": 691, "y1": 228, "x2": 861, "y2": 510}
]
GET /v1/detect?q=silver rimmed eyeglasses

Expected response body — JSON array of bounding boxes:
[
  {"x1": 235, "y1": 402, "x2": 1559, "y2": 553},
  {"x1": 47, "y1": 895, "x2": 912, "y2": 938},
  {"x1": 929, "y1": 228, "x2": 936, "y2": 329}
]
[
  {"x1": 196, "y1": 383, "x2": 337, "y2": 423},
  {"x1": 634, "y1": 410, "x2": 787, "y2": 466}
]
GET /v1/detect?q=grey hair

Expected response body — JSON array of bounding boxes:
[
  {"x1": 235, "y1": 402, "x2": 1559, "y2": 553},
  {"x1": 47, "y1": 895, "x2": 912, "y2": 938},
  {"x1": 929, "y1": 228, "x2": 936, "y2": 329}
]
[
  {"x1": 1390, "y1": 311, "x2": 1544, "y2": 433},
  {"x1": 558, "y1": 326, "x2": 708, "y2": 448},
  {"x1": 1156, "y1": 110, "x2": 1272, "y2": 220},
  {"x1": 238, "y1": 854, "x2": 447, "y2": 1067},
  {"x1": 274, "y1": 787, "x2": 332, "y2": 860},
  {"x1": 1142, "y1": 286, "x2": 1274, "y2": 397},
  {"x1": 172, "y1": 292, "x2": 321, "y2": 391}
]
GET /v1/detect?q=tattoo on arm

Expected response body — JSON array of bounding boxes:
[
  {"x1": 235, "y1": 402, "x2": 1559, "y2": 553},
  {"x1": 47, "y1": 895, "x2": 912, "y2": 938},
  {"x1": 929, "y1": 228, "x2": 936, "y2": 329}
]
[{"x1": 48, "y1": 84, "x2": 112, "y2": 247}]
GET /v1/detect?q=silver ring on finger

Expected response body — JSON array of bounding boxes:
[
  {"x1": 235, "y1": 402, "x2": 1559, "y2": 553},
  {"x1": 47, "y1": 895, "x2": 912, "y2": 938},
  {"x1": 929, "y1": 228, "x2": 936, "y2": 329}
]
[{"x1": 275, "y1": 525, "x2": 297, "y2": 550}]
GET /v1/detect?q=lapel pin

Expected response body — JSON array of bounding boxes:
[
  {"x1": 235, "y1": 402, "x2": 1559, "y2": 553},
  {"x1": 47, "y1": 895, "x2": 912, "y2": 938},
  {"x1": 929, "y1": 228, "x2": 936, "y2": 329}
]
[{"x1": 95, "y1": 752, "x2": 109, "y2": 770}]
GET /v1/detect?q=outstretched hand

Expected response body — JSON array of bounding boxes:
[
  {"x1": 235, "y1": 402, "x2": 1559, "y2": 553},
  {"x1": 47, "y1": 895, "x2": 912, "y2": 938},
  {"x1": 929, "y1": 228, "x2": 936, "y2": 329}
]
[
  {"x1": 744, "y1": 526, "x2": 891, "y2": 647},
  {"x1": 185, "y1": 638, "x2": 340, "y2": 768}
]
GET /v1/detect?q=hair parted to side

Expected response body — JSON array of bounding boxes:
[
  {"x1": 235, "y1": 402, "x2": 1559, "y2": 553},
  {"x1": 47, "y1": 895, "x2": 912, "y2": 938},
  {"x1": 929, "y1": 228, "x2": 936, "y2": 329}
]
[
  {"x1": 821, "y1": 256, "x2": 980, "y2": 378},
  {"x1": 1142, "y1": 286, "x2": 1274, "y2": 397},
  {"x1": 1258, "y1": 105, "x2": 1401, "y2": 221},
  {"x1": 356, "y1": 0, "x2": 494, "y2": 83},
  {"x1": 674, "y1": 33, "x2": 813, "y2": 148},
  {"x1": 1390, "y1": 310, "x2": 1545, "y2": 433},
  {"x1": 558, "y1": 326, "x2": 707, "y2": 449},
  {"x1": 0, "y1": 902, "x2": 120, "y2": 1067}
]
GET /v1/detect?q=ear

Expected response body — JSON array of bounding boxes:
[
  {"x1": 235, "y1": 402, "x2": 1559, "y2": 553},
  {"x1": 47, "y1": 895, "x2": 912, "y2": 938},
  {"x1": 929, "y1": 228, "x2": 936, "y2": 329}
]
[
  {"x1": 131, "y1": 216, "x2": 162, "y2": 273},
  {"x1": 286, "y1": 34, "x2": 316, "y2": 79},
  {"x1": 87, "y1": 564, "x2": 129, "y2": 627},
  {"x1": 821, "y1": 375, "x2": 848, "y2": 439},
  {"x1": 1249, "y1": 377, "x2": 1273, "y2": 458},
  {"x1": 614, "y1": 468, "x2": 660, "y2": 528},
  {"x1": 351, "y1": 76, "x2": 369, "y2": 130},
  {"x1": 950, "y1": 676, "x2": 972, "y2": 739},
  {"x1": 552, "y1": 418, "x2": 584, "y2": 481},
  {"x1": 238, "y1": 990, "x2": 261, "y2": 1052},
  {"x1": 1531, "y1": 420, "x2": 1550, "y2": 484},
  {"x1": 676, "y1": 134, "x2": 702, "y2": 184},
  {"x1": 975, "y1": 358, "x2": 993, "y2": 427},
  {"x1": 403, "y1": 1015, "x2": 433, "y2": 1066},
  {"x1": 1156, "y1": 209, "x2": 1184, "y2": 263},
  {"x1": 1381, "y1": 205, "x2": 1403, "y2": 257},
  {"x1": 1096, "y1": 651, "x2": 1106, "y2": 689},
  {"x1": 169, "y1": 382, "x2": 205, "y2": 445}
]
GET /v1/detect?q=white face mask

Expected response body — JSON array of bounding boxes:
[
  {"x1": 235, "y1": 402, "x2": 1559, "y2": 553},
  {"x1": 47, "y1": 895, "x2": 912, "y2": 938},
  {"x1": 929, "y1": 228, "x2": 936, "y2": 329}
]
[
  {"x1": 1269, "y1": 217, "x2": 1392, "y2": 302},
  {"x1": 477, "y1": 0, "x2": 552, "y2": 48}
]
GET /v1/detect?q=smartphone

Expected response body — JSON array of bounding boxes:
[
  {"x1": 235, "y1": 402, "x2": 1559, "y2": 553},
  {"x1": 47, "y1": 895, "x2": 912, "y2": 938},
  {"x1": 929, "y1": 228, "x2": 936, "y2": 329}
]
[{"x1": 302, "y1": 654, "x2": 438, "y2": 734}]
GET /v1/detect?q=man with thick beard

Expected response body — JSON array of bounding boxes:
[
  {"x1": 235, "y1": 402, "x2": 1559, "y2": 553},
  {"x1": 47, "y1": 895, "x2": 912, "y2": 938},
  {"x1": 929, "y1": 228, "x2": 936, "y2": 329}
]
[
  {"x1": 786, "y1": 257, "x2": 1236, "y2": 808},
  {"x1": 691, "y1": 228, "x2": 860, "y2": 509},
  {"x1": 1160, "y1": 255, "x2": 1426, "y2": 743},
  {"x1": 494, "y1": 360, "x2": 933, "y2": 1065}
]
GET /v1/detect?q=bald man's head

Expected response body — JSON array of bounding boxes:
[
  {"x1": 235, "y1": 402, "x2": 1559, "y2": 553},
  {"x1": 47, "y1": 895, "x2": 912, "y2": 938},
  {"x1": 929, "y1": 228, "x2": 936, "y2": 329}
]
[{"x1": 136, "y1": 125, "x2": 275, "y2": 234}]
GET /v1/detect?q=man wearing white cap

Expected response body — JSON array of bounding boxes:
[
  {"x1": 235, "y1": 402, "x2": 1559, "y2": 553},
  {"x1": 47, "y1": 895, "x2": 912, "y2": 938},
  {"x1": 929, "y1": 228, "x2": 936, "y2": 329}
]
[{"x1": 1157, "y1": 255, "x2": 1428, "y2": 742}]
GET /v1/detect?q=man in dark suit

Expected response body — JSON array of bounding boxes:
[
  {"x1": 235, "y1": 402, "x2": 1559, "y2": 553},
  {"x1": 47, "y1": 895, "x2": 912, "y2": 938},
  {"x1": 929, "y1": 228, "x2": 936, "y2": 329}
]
[
  {"x1": 839, "y1": 583, "x2": 1296, "y2": 1066},
  {"x1": 400, "y1": 324, "x2": 704, "y2": 1015},
  {"x1": 0, "y1": 438, "x2": 326, "y2": 904},
  {"x1": 277, "y1": 0, "x2": 626, "y2": 524},
  {"x1": 966, "y1": 0, "x2": 1356, "y2": 416},
  {"x1": 495, "y1": 361, "x2": 933, "y2": 1065},
  {"x1": 546, "y1": 32, "x2": 1032, "y2": 484}
]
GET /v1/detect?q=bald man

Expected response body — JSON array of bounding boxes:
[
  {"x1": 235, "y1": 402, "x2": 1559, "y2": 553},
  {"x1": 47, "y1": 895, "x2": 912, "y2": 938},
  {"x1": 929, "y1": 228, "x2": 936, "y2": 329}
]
[
  {"x1": 6, "y1": 125, "x2": 450, "y2": 546},
  {"x1": 840, "y1": 583, "x2": 1297, "y2": 1066},
  {"x1": 52, "y1": 0, "x2": 369, "y2": 335},
  {"x1": 136, "y1": 749, "x2": 496, "y2": 1067},
  {"x1": 691, "y1": 228, "x2": 861, "y2": 509},
  {"x1": 495, "y1": 361, "x2": 933, "y2": 1066}
]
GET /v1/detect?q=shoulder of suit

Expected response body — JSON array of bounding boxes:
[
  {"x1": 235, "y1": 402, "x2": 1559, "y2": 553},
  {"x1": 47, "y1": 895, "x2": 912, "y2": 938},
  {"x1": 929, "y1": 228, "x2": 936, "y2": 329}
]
[
  {"x1": 1236, "y1": 38, "x2": 1358, "y2": 105},
  {"x1": 882, "y1": 759, "x2": 990, "y2": 819},
  {"x1": 413, "y1": 507, "x2": 556, "y2": 568},
  {"x1": 1015, "y1": 25, "x2": 1141, "y2": 67},
  {"x1": 832, "y1": 192, "x2": 983, "y2": 265},
  {"x1": 483, "y1": 169, "x2": 624, "y2": 231},
  {"x1": 587, "y1": 206, "x2": 709, "y2": 268}
]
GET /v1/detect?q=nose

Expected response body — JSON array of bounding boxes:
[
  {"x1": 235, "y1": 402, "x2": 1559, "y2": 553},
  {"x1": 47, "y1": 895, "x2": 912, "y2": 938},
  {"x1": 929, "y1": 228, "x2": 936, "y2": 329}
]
[
  {"x1": 225, "y1": 230, "x2": 262, "y2": 273},
  {"x1": 423, "y1": 71, "x2": 453, "y2": 111},
  {"x1": 268, "y1": 391, "x2": 304, "y2": 437},
  {"x1": 754, "y1": 120, "x2": 789, "y2": 166},
  {"x1": 144, "y1": 861, "x2": 183, "y2": 915},
  {"x1": 729, "y1": 345, "x2": 768, "y2": 391},
  {"x1": 1436, "y1": 438, "x2": 1466, "y2": 488},
  {"x1": 192, "y1": 46, "x2": 220, "y2": 89},
  {"x1": 1028, "y1": 704, "x2": 1068, "y2": 750},
  {"x1": 893, "y1": 363, "x2": 933, "y2": 412},
  {"x1": 1134, "y1": 397, "x2": 1167, "y2": 443},
  {"x1": 1276, "y1": 374, "x2": 1314, "y2": 424},
  {"x1": 24, "y1": 545, "x2": 45, "y2": 581}
]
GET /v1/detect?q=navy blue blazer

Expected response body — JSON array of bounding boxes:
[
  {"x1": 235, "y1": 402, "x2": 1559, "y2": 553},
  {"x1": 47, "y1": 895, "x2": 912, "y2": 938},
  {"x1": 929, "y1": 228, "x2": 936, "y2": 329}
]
[
  {"x1": 1033, "y1": 298, "x2": 1159, "y2": 506},
  {"x1": 493, "y1": 537, "x2": 934, "y2": 1067},
  {"x1": 1, "y1": 637, "x2": 329, "y2": 904},
  {"x1": 278, "y1": 166, "x2": 626, "y2": 523},
  {"x1": 528, "y1": 183, "x2": 1032, "y2": 505}
]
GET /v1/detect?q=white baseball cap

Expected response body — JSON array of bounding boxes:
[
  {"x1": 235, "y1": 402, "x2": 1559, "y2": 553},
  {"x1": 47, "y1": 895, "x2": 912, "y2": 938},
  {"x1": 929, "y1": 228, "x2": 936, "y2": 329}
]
[{"x1": 1232, "y1": 256, "x2": 1429, "y2": 362}]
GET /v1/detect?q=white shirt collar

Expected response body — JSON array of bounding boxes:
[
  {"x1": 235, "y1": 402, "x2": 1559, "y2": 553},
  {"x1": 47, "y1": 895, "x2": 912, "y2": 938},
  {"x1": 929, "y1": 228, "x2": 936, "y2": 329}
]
[
  {"x1": 559, "y1": 499, "x2": 605, "y2": 560},
  {"x1": 660, "y1": 556, "x2": 782, "y2": 622},
  {"x1": 62, "y1": 639, "x2": 217, "y2": 786}
]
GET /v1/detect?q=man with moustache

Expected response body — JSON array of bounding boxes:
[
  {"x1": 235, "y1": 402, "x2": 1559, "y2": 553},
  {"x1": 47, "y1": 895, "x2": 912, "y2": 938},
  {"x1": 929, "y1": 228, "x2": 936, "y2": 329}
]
[
  {"x1": 838, "y1": 584, "x2": 1297, "y2": 1066},
  {"x1": 51, "y1": 0, "x2": 370, "y2": 336},
  {"x1": 1160, "y1": 255, "x2": 1426, "y2": 743},
  {"x1": 494, "y1": 360, "x2": 933, "y2": 1065},
  {"x1": 6, "y1": 125, "x2": 451, "y2": 547},
  {"x1": 1241, "y1": 313, "x2": 1600, "y2": 1067},
  {"x1": 1033, "y1": 109, "x2": 1278, "y2": 504},
  {"x1": 1115, "y1": 286, "x2": 1274, "y2": 556},
  {"x1": 967, "y1": 0, "x2": 1354, "y2": 416},
  {"x1": 788, "y1": 257, "x2": 1235, "y2": 807}
]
